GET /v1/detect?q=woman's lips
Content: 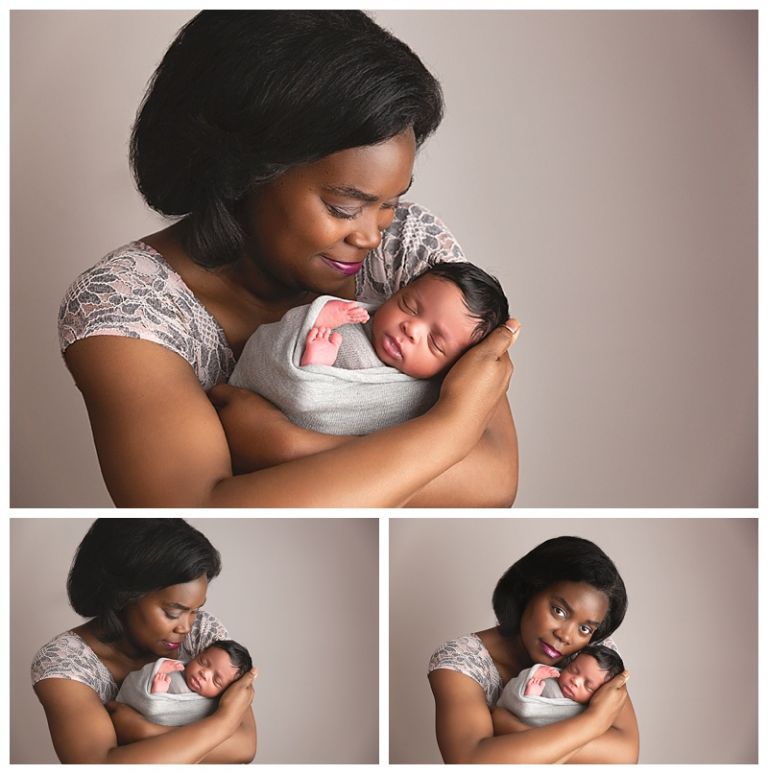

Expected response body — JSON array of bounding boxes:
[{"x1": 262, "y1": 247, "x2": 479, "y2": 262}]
[
  {"x1": 320, "y1": 255, "x2": 364, "y2": 276},
  {"x1": 162, "y1": 640, "x2": 181, "y2": 651},
  {"x1": 539, "y1": 640, "x2": 562, "y2": 659}
]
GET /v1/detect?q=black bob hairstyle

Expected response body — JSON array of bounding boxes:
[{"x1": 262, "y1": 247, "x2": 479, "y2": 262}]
[
  {"x1": 577, "y1": 644, "x2": 625, "y2": 682},
  {"x1": 492, "y1": 536, "x2": 627, "y2": 645},
  {"x1": 130, "y1": 11, "x2": 444, "y2": 268},
  {"x1": 67, "y1": 519, "x2": 222, "y2": 642},
  {"x1": 207, "y1": 639, "x2": 253, "y2": 681},
  {"x1": 416, "y1": 262, "x2": 509, "y2": 343}
]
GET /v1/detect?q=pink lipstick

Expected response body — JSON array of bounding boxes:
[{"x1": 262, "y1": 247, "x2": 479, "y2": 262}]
[
  {"x1": 320, "y1": 255, "x2": 364, "y2": 276},
  {"x1": 539, "y1": 640, "x2": 562, "y2": 659},
  {"x1": 162, "y1": 640, "x2": 181, "y2": 651}
]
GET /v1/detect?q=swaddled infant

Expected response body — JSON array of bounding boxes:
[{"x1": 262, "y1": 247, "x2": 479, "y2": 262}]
[
  {"x1": 116, "y1": 639, "x2": 252, "y2": 726},
  {"x1": 496, "y1": 645, "x2": 625, "y2": 727},
  {"x1": 228, "y1": 261, "x2": 511, "y2": 437}
]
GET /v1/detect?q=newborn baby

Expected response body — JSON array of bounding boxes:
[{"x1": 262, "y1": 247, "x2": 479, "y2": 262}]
[
  {"x1": 496, "y1": 645, "x2": 625, "y2": 727},
  {"x1": 228, "y1": 261, "x2": 510, "y2": 436},
  {"x1": 298, "y1": 261, "x2": 509, "y2": 379},
  {"x1": 150, "y1": 640, "x2": 252, "y2": 698},
  {"x1": 116, "y1": 639, "x2": 253, "y2": 726}
]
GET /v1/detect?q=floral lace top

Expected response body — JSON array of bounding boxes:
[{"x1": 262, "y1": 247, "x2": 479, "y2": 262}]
[
  {"x1": 58, "y1": 202, "x2": 466, "y2": 391},
  {"x1": 428, "y1": 633, "x2": 621, "y2": 708},
  {"x1": 30, "y1": 610, "x2": 228, "y2": 704}
]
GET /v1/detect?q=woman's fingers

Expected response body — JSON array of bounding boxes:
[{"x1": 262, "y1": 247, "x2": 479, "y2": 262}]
[
  {"x1": 611, "y1": 670, "x2": 630, "y2": 688},
  {"x1": 472, "y1": 318, "x2": 521, "y2": 358}
]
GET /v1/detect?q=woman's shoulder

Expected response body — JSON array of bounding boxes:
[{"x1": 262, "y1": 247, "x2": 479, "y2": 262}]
[
  {"x1": 31, "y1": 630, "x2": 117, "y2": 703},
  {"x1": 58, "y1": 241, "x2": 234, "y2": 389},
  {"x1": 428, "y1": 633, "x2": 502, "y2": 706},
  {"x1": 356, "y1": 201, "x2": 466, "y2": 304}
]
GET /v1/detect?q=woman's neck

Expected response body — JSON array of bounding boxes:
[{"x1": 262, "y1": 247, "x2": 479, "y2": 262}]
[{"x1": 477, "y1": 625, "x2": 533, "y2": 684}]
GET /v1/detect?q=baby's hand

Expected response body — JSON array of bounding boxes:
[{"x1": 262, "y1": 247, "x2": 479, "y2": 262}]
[
  {"x1": 524, "y1": 676, "x2": 546, "y2": 697},
  {"x1": 535, "y1": 665, "x2": 560, "y2": 679},
  {"x1": 151, "y1": 672, "x2": 172, "y2": 694},
  {"x1": 314, "y1": 299, "x2": 370, "y2": 329},
  {"x1": 301, "y1": 327, "x2": 343, "y2": 367},
  {"x1": 156, "y1": 659, "x2": 184, "y2": 674}
]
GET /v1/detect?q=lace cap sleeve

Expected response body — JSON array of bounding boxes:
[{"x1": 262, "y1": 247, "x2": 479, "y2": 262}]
[
  {"x1": 428, "y1": 633, "x2": 502, "y2": 707},
  {"x1": 356, "y1": 202, "x2": 466, "y2": 306},
  {"x1": 58, "y1": 242, "x2": 235, "y2": 390},
  {"x1": 31, "y1": 631, "x2": 118, "y2": 704}
]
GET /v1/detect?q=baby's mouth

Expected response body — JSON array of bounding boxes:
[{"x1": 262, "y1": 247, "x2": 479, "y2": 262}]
[{"x1": 380, "y1": 334, "x2": 403, "y2": 361}]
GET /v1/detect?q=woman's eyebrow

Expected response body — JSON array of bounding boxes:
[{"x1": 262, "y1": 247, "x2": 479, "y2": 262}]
[
  {"x1": 165, "y1": 599, "x2": 207, "y2": 611},
  {"x1": 322, "y1": 177, "x2": 413, "y2": 202}
]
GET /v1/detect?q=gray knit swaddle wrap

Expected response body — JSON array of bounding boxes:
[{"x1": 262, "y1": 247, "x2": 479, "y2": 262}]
[
  {"x1": 115, "y1": 659, "x2": 217, "y2": 727},
  {"x1": 229, "y1": 295, "x2": 439, "y2": 435},
  {"x1": 496, "y1": 664, "x2": 585, "y2": 727}
]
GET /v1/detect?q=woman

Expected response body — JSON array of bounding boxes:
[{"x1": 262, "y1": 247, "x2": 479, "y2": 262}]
[
  {"x1": 428, "y1": 536, "x2": 639, "y2": 763},
  {"x1": 57, "y1": 11, "x2": 519, "y2": 508},
  {"x1": 31, "y1": 519, "x2": 257, "y2": 764}
]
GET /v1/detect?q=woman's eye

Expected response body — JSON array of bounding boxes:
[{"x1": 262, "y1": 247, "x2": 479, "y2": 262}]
[
  {"x1": 325, "y1": 203, "x2": 360, "y2": 220},
  {"x1": 164, "y1": 611, "x2": 180, "y2": 620},
  {"x1": 552, "y1": 606, "x2": 566, "y2": 618},
  {"x1": 579, "y1": 625, "x2": 593, "y2": 635}
]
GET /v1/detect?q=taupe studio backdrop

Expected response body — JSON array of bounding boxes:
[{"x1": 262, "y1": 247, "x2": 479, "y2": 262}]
[
  {"x1": 389, "y1": 518, "x2": 758, "y2": 764},
  {"x1": 10, "y1": 11, "x2": 756, "y2": 507},
  {"x1": 10, "y1": 518, "x2": 379, "y2": 764}
]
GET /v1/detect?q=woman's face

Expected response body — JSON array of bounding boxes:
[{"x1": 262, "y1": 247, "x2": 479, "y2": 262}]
[
  {"x1": 241, "y1": 129, "x2": 416, "y2": 298},
  {"x1": 519, "y1": 580, "x2": 609, "y2": 666},
  {"x1": 121, "y1": 576, "x2": 208, "y2": 658}
]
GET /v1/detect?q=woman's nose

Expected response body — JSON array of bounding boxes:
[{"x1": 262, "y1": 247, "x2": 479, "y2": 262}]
[
  {"x1": 346, "y1": 213, "x2": 382, "y2": 251},
  {"x1": 174, "y1": 614, "x2": 193, "y2": 634}
]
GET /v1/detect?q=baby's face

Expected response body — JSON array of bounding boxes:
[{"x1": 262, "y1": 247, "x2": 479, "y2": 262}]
[
  {"x1": 557, "y1": 654, "x2": 610, "y2": 704},
  {"x1": 183, "y1": 647, "x2": 240, "y2": 698},
  {"x1": 371, "y1": 274, "x2": 479, "y2": 378}
]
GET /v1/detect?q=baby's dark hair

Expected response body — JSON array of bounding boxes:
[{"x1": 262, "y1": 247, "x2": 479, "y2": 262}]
[
  {"x1": 415, "y1": 261, "x2": 509, "y2": 342},
  {"x1": 579, "y1": 644, "x2": 625, "y2": 681},
  {"x1": 207, "y1": 639, "x2": 253, "y2": 680}
]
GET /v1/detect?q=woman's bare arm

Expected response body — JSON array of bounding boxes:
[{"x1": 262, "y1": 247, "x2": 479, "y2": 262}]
[
  {"x1": 110, "y1": 701, "x2": 257, "y2": 764},
  {"x1": 210, "y1": 329, "x2": 519, "y2": 506},
  {"x1": 34, "y1": 675, "x2": 254, "y2": 764},
  {"x1": 404, "y1": 396, "x2": 517, "y2": 507},
  {"x1": 429, "y1": 669, "x2": 634, "y2": 764},
  {"x1": 64, "y1": 325, "x2": 513, "y2": 507},
  {"x1": 561, "y1": 695, "x2": 639, "y2": 763}
]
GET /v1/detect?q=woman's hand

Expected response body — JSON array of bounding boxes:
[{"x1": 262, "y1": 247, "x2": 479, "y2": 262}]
[
  {"x1": 437, "y1": 319, "x2": 520, "y2": 439},
  {"x1": 216, "y1": 668, "x2": 258, "y2": 728},
  {"x1": 584, "y1": 671, "x2": 630, "y2": 734}
]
